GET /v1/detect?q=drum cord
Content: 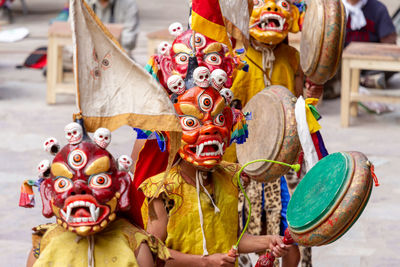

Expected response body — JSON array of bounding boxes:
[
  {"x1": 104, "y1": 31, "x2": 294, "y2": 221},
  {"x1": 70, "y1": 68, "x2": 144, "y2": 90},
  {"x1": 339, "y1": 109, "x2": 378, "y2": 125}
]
[{"x1": 233, "y1": 159, "x2": 301, "y2": 250}]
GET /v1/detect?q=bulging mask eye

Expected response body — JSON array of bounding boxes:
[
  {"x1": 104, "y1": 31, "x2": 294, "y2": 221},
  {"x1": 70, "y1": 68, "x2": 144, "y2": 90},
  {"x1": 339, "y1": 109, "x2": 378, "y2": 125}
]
[
  {"x1": 253, "y1": 0, "x2": 265, "y2": 8},
  {"x1": 193, "y1": 33, "x2": 206, "y2": 49},
  {"x1": 54, "y1": 177, "x2": 73, "y2": 193},
  {"x1": 204, "y1": 53, "x2": 222, "y2": 66},
  {"x1": 180, "y1": 116, "x2": 200, "y2": 131},
  {"x1": 278, "y1": 0, "x2": 290, "y2": 11},
  {"x1": 68, "y1": 150, "x2": 87, "y2": 170},
  {"x1": 199, "y1": 94, "x2": 213, "y2": 111},
  {"x1": 175, "y1": 53, "x2": 190, "y2": 65},
  {"x1": 214, "y1": 114, "x2": 225, "y2": 126},
  {"x1": 89, "y1": 173, "x2": 112, "y2": 189}
]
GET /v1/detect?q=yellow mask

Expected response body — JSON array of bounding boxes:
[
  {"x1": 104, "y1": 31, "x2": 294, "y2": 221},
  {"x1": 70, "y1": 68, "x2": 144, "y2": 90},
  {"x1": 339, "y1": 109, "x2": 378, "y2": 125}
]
[{"x1": 249, "y1": 0, "x2": 300, "y2": 45}]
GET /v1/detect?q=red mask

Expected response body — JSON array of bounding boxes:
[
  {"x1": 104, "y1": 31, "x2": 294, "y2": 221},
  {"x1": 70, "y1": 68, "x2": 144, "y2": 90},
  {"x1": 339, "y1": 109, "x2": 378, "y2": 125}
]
[
  {"x1": 40, "y1": 140, "x2": 131, "y2": 236},
  {"x1": 174, "y1": 86, "x2": 233, "y2": 169},
  {"x1": 158, "y1": 30, "x2": 236, "y2": 93}
]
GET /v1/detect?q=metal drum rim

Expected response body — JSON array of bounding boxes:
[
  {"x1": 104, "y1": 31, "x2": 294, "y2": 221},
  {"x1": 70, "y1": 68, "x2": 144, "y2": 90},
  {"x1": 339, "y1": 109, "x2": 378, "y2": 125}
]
[
  {"x1": 288, "y1": 151, "x2": 372, "y2": 247},
  {"x1": 288, "y1": 152, "x2": 354, "y2": 233}
]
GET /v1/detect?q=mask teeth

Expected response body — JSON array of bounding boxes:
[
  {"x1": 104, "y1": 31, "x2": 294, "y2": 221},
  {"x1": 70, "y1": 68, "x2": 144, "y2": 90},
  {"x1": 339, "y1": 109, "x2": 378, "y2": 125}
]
[
  {"x1": 90, "y1": 203, "x2": 96, "y2": 222},
  {"x1": 219, "y1": 142, "x2": 224, "y2": 155},
  {"x1": 66, "y1": 206, "x2": 72, "y2": 222},
  {"x1": 196, "y1": 143, "x2": 204, "y2": 157}
]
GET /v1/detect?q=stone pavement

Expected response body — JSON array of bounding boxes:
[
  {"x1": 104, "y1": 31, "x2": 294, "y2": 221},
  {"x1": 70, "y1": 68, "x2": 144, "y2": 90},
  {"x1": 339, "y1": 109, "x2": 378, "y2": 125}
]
[{"x1": 0, "y1": 0, "x2": 399, "y2": 266}]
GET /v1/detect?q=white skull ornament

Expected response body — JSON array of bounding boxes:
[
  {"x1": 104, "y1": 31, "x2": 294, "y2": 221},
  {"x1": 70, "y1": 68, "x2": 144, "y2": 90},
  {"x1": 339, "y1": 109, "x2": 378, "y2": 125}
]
[
  {"x1": 37, "y1": 159, "x2": 51, "y2": 178},
  {"x1": 210, "y1": 69, "x2": 228, "y2": 91},
  {"x1": 64, "y1": 122, "x2": 83, "y2": 145},
  {"x1": 157, "y1": 41, "x2": 171, "y2": 56},
  {"x1": 117, "y1": 155, "x2": 133, "y2": 172},
  {"x1": 193, "y1": 67, "x2": 211, "y2": 88},
  {"x1": 167, "y1": 75, "x2": 186, "y2": 95},
  {"x1": 93, "y1": 128, "x2": 111, "y2": 149},
  {"x1": 168, "y1": 22, "x2": 184, "y2": 37},
  {"x1": 43, "y1": 137, "x2": 60, "y2": 155},
  {"x1": 220, "y1": 88, "x2": 234, "y2": 105}
]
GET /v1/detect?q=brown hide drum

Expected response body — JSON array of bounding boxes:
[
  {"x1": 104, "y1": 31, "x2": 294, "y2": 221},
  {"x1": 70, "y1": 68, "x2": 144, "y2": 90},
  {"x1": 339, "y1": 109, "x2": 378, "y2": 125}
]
[
  {"x1": 236, "y1": 85, "x2": 300, "y2": 182},
  {"x1": 300, "y1": 0, "x2": 346, "y2": 84}
]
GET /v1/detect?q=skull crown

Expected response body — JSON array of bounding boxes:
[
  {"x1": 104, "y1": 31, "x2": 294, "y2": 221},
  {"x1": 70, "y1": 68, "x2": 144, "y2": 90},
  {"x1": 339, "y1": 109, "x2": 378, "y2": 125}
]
[
  {"x1": 93, "y1": 128, "x2": 112, "y2": 149},
  {"x1": 210, "y1": 69, "x2": 228, "y2": 91},
  {"x1": 167, "y1": 75, "x2": 186, "y2": 95},
  {"x1": 117, "y1": 155, "x2": 133, "y2": 172},
  {"x1": 168, "y1": 22, "x2": 184, "y2": 37},
  {"x1": 64, "y1": 122, "x2": 83, "y2": 145},
  {"x1": 220, "y1": 88, "x2": 234, "y2": 105},
  {"x1": 157, "y1": 41, "x2": 171, "y2": 56},
  {"x1": 193, "y1": 67, "x2": 211, "y2": 88}
]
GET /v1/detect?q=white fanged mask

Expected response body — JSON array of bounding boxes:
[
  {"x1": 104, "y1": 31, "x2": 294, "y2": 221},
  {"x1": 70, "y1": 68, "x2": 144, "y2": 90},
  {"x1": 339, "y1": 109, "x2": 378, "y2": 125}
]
[
  {"x1": 37, "y1": 159, "x2": 51, "y2": 178},
  {"x1": 43, "y1": 137, "x2": 60, "y2": 155},
  {"x1": 210, "y1": 69, "x2": 228, "y2": 91},
  {"x1": 117, "y1": 155, "x2": 133, "y2": 172},
  {"x1": 168, "y1": 22, "x2": 184, "y2": 37},
  {"x1": 64, "y1": 122, "x2": 83, "y2": 145},
  {"x1": 157, "y1": 41, "x2": 171, "y2": 56},
  {"x1": 193, "y1": 67, "x2": 211, "y2": 88},
  {"x1": 167, "y1": 75, "x2": 186, "y2": 95},
  {"x1": 93, "y1": 128, "x2": 111, "y2": 149},
  {"x1": 220, "y1": 88, "x2": 234, "y2": 105}
]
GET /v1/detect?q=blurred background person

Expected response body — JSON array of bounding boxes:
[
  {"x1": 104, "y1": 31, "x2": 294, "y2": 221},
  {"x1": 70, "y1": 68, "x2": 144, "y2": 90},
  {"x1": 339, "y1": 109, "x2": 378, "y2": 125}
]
[
  {"x1": 51, "y1": 0, "x2": 139, "y2": 56},
  {"x1": 324, "y1": 0, "x2": 397, "y2": 99},
  {"x1": 86, "y1": 0, "x2": 139, "y2": 55}
]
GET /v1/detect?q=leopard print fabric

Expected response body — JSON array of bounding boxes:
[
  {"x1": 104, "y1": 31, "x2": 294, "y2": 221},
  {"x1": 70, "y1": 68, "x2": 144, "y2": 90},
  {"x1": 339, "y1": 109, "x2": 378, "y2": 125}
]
[
  {"x1": 286, "y1": 168, "x2": 312, "y2": 267},
  {"x1": 238, "y1": 170, "x2": 312, "y2": 267},
  {"x1": 239, "y1": 178, "x2": 281, "y2": 267}
]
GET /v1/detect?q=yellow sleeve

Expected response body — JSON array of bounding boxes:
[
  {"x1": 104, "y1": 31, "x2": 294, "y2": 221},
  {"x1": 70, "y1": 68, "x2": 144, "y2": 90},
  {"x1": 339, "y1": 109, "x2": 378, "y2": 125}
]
[
  {"x1": 139, "y1": 168, "x2": 181, "y2": 199},
  {"x1": 120, "y1": 220, "x2": 171, "y2": 262}
]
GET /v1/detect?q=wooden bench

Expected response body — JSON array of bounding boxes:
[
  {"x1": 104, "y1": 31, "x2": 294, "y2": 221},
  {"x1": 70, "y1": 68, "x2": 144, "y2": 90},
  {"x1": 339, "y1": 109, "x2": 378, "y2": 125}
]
[
  {"x1": 146, "y1": 28, "x2": 174, "y2": 57},
  {"x1": 47, "y1": 21, "x2": 123, "y2": 104},
  {"x1": 340, "y1": 42, "x2": 400, "y2": 127}
]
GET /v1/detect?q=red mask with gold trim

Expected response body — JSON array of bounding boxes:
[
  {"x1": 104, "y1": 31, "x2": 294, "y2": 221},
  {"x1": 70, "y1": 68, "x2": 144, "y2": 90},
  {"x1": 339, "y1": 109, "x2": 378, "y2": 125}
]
[
  {"x1": 158, "y1": 30, "x2": 236, "y2": 93},
  {"x1": 40, "y1": 140, "x2": 131, "y2": 236},
  {"x1": 173, "y1": 85, "x2": 233, "y2": 169}
]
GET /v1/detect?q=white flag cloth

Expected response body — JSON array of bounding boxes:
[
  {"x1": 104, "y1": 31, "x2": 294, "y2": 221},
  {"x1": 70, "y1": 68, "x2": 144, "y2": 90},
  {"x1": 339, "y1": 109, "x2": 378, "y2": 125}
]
[
  {"x1": 295, "y1": 96, "x2": 319, "y2": 172},
  {"x1": 219, "y1": 0, "x2": 253, "y2": 48},
  {"x1": 70, "y1": 0, "x2": 181, "y2": 134}
]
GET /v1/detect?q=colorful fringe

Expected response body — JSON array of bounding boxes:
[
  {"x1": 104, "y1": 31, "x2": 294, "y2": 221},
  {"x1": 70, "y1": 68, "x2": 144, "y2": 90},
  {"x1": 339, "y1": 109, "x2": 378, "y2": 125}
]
[
  {"x1": 230, "y1": 109, "x2": 250, "y2": 145},
  {"x1": 144, "y1": 55, "x2": 160, "y2": 82},
  {"x1": 133, "y1": 128, "x2": 167, "y2": 152},
  {"x1": 19, "y1": 180, "x2": 35, "y2": 208}
]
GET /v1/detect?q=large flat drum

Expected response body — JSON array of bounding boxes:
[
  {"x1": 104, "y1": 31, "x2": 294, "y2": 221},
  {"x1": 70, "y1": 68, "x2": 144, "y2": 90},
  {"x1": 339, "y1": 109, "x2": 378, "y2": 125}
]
[
  {"x1": 300, "y1": 0, "x2": 346, "y2": 84},
  {"x1": 236, "y1": 85, "x2": 300, "y2": 182},
  {"x1": 287, "y1": 151, "x2": 373, "y2": 246}
]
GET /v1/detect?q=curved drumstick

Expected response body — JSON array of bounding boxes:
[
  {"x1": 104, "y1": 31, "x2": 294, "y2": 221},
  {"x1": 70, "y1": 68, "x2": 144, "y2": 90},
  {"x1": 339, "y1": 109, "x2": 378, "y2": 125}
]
[
  {"x1": 233, "y1": 160, "x2": 300, "y2": 263},
  {"x1": 255, "y1": 229, "x2": 294, "y2": 267}
]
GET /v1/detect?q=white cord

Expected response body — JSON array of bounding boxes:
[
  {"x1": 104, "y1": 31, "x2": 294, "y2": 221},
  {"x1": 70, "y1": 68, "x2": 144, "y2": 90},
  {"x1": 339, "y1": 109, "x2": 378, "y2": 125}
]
[
  {"x1": 87, "y1": 235, "x2": 95, "y2": 267},
  {"x1": 198, "y1": 171, "x2": 220, "y2": 213},
  {"x1": 196, "y1": 170, "x2": 209, "y2": 256}
]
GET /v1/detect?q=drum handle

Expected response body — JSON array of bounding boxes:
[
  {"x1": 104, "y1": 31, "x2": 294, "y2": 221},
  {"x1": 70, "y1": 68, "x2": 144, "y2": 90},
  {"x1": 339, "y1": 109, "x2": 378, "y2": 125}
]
[
  {"x1": 254, "y1": 229, "x2": 294, "y2": 267},
  {"x1": 230, "y1": 159, "x2": 300, "y2": 256}
]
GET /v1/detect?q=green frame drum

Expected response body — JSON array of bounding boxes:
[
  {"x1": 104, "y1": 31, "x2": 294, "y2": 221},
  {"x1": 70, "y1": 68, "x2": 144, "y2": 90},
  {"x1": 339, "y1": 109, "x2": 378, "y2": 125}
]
[
  {"x1": 287, "y1": 151, "x2": 373, "y2": 246},
  {"x1": 236, "y1": 85, "x2": 301, "y2": 182}
]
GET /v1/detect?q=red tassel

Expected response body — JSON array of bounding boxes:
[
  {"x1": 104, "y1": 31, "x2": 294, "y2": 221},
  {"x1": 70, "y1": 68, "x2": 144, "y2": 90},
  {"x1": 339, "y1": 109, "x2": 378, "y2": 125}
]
[
  {"x1": 19, "y1": 180, "x2": 35, "y2": 208},
  {"x1": 370, "y1": 164, "x2": 380, "y2": 187}
]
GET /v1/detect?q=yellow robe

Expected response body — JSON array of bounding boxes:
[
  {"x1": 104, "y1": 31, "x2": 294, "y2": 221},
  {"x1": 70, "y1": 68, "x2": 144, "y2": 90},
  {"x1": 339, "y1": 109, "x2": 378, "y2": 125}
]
[
  {"x1": 33, "y1": 218, "x2": 169, "y2": 267},
  {"x1": 224, "y1": 43, "x2": 300, "y2": 163},
  {"x1": 140, "y1": 162, "x2": 240, "y2": 256}
]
